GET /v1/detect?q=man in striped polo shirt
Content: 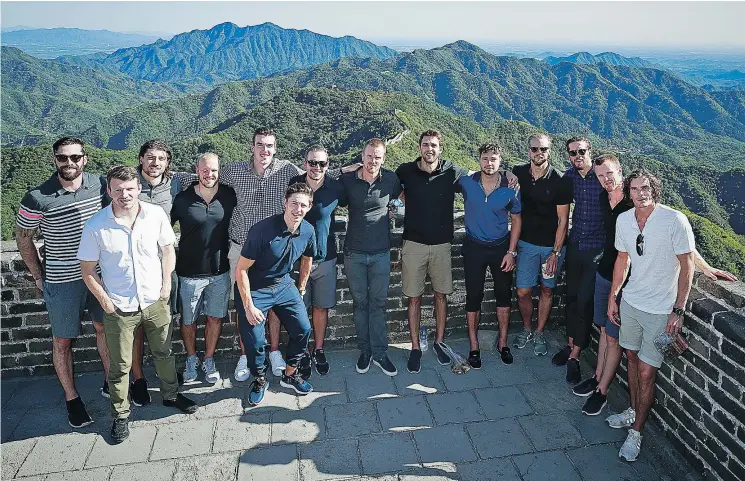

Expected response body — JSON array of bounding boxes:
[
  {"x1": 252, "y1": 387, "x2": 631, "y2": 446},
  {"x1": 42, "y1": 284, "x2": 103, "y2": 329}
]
[{"x1": 15, "y1": 137, "x2": 111, "y2": 428}]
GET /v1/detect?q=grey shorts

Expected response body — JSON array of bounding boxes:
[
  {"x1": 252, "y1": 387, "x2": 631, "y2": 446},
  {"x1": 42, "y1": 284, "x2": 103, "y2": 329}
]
[
  {"x1": 179, "y1": 272, "x2": 231, "y2": 325},
  {"x1": 303, "y1": 259, "x2": 337, "y2": 309},
  {"x1": 619, "y1": 300, "x2": 667, "y2": 368},
  {"x1": 43, "y1": 279, "x2": 104, "y2": 339}
]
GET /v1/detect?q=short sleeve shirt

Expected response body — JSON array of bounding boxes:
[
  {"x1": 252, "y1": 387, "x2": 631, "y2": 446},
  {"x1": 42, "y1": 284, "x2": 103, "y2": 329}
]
[
  {"x1": 77, "y1": 202, "x2": 176, "y2": 312},
  {"x1": 288, "y1": 174, "x2": 347, "y2": 263},
  {"x1": 614, "y1": 204, "x2": 695, "y2": 314},
  {"x1": 171, "y1": 184, "x2": 237, "y2": 277},
  {"x1": 458, "y1": 172, "x2": 522, "y2": 245},
  {"x1": 16, "y1": 172, "x2": 109, "y2": 284},
  {"x1": 512, "y1": 164, "x2": 573, "y2": 247},
  {"x1": 596, "y1": 192, "x2": 634, "y2": 281},
  {"x1": 240, "y1": 214, "x2": 316, "y2": 290},
  {"x1": 339, "y1": 169, "x2": 403, "y2": 254},
  {"x1": 396, "y1": 158, "x2": 468, "y2": 245}
]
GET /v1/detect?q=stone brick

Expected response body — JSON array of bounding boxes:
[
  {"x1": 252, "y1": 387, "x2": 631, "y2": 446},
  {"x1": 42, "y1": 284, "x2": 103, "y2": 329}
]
[
  {"x1": 721, "y1": 375, "x2": 743, "y2": 402},
  {"x1": 728, "y1": 458, "x2": 745, "y2": 481},
  {"x1": 709, "y1": 383, "x2": 745, "y2": 423},
  {"x1": 683, "y1": 363, "x2": 707, "y2": 390},
  {"x1": 2, "y1": 343, "x2": 27, "y2": 355},
  {"x1": 713, "y1": 311, "x2": 745, "y2": 349},
  {"x1": 690, "y1": 298, "x2": 728, "y2": 322},
  {"x1": 11, "y1": 326, "x2": 52, "y2": 341},
  {"x1": 1, "y1": 289, "x2": 15, "y2": 302},
  {"x1": 8, "y1": 302, "x2": 46, "y2": 315},
  {"x1": 703, "y1": 411, "x2": 745, "y2": 463},
  {"x1": 17, "y1": 288, "x2": 42, "y2": 301},
  {"x1": 712, "y1": 409, "x2": 736, "y2": 434},
  {"x1": 722, "y1": 338, "x2": 745, "y2": 366},
  {"x1": 17, "y1": 353, "x2": 53, "y2": 367},
  {"x1": 1, "y1": 316, "x2": 23, "y2": 329},
  {"x1": 23, "y1": 314, "x2": 50, "y2": 326},
  {"x1": 710, "y1": 349, "x2": 745, "y2": 387},
  {"x1": 28, "y1": 340, "x2": 52, "y2": 352}
]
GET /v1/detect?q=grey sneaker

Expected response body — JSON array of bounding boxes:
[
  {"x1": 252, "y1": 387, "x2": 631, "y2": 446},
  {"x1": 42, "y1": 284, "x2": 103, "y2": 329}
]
[
  {"x1": 202, "y1": 357, "x2": 221, "y2": 384},
  {"x1": 183, "y1": 355, "x2": 199, "y2": 383},
  {"x1": 533, "y1": 331, "x2": 548, "y2": 356},
  {"x1": 619, "y1": 429, "x2": 642, "y2": 461},
  {"x1": 513, "y1": 328, "x2": 533, "y2": 349},
  {"x1": 606, "y1": 407, "x2": 636, "y2": 429}
]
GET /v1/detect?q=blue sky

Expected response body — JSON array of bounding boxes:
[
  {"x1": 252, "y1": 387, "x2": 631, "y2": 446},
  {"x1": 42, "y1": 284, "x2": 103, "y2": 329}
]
[{"x1": 2, "y1": 1, "x2": 745, "y2": 49}]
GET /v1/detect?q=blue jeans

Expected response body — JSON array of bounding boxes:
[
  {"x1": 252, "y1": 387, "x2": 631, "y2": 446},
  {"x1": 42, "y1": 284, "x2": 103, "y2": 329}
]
[
  {"x1": 344, "y1": 250, "x2": 391, "y2": 360},
  {"x1": 234, "y1": 280, "x2": 311, "y2": 378}
]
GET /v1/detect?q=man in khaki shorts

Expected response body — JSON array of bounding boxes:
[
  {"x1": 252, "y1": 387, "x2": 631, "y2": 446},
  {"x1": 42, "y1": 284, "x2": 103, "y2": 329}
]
[
  {"x1": 395, "y1": 131, "x2": 471, "y2": 373},
  {"x1": 607, "y1": 169, "x2": 695, "y2": 462}
]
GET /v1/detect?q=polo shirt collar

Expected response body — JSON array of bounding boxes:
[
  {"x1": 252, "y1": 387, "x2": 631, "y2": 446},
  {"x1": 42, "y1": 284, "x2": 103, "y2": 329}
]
[
  {"x1": 531, "y1": 164, "x2": 554, "y2": 181},
  {"x1": 276, "y1": 214, "x2": 301, "y2": 237},
  {"x1": 357, "y1": 168, "x2": 382, "y2": 182},
  {"x1": 415, "y1": 157, "x2": 449, "y2": 174},
  {"x1": 51, "y1": 171, "x2": 92, "y2": 195}
]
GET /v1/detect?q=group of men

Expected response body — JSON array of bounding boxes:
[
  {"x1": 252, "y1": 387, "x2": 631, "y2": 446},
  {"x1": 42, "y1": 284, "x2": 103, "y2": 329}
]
[{"x1": 16, "y1": 129, "x2": 735, "y2": 462}]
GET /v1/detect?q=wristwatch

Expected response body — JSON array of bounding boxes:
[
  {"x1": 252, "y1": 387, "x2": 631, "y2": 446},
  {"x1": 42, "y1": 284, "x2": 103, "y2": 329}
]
[
  {"x1": 672, "y1": 307, "x2": 685, "y2": 317},
  {"x1": 507, "y1": 250, "x2": 517, "y2": 258},
  {"x1": 551, "y1": 249, "x2": 562, "y2": 258}
]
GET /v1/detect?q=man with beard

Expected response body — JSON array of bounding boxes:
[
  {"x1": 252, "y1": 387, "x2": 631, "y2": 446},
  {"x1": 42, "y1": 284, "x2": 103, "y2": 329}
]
[
  {"x1": 511, "y1": 134, "x2": 572, "y2": 356},
  {"x1": 456, "y1": 141, "x2": 522, "y2": 368},
  {"x1": 578, "y1": 157, "x2": 738, "y2": 419},
  {"x1": 15, "y1": 137, "x2": 111, "y2": 428},
  {"x1": 288, "y1": 145, "x2": 347, "y2": 375},
  {"x1": 78, "y1": 166, "x2": 198, "y2": 444},
  {"x1": 553, "y1": 137, "x2": 605, "y2": 385},
  {"x1": 340, "y1": 139, "x2": 403, "y2": 376},
  {"x1": 234, "y1": 183, "x2": 316, "y2": 406},
  {"x1": 171, "y1": 153, "x2": 237, "y2": 384}
]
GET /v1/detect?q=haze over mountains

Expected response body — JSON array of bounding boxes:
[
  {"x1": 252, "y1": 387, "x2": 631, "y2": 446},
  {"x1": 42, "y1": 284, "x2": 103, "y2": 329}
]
[
  {"x1": 0, "y1": 27, "x2": 164, "y2": 58},
  {"x1": 1, "y1": 21, "x2": 743, "y2": 275}
]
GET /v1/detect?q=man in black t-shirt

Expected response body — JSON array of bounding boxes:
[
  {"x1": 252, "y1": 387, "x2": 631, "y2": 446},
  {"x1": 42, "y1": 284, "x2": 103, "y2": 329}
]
[
  {"x1": 511, "y1": 134, "x2": 573, "y2": 356},
  {"x1": 171, "y1": 153, "x2": 237, "y2": 385}
]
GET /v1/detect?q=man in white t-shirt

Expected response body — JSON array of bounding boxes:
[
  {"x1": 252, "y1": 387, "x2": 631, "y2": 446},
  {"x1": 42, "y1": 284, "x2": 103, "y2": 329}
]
[{"x1": 607, "y1": 169, "x2": 695, "y2": 462}]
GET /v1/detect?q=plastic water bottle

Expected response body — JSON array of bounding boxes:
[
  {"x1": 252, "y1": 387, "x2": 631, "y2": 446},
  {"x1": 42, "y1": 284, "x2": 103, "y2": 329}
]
[{"x1": 419, "y1": 326, "x2": 429, "y2": 352}]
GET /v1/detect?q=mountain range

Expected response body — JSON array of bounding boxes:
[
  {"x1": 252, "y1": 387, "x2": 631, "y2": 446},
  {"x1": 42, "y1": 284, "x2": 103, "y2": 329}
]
[
  {"x1": 541, "y1": 52, "x2": 658, "y2": 69},
  {"x1": 0, "y1": 27, "x2": 163, "y2": 58}
]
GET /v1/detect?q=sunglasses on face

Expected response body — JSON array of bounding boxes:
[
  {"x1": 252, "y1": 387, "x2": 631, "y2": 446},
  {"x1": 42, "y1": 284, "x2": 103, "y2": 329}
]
[
  {"x1": 530, "y1": 147, "x2": 550, "y2": 153},
  {"x1": 568, "y1": 149, "x2": 588, "y2": 157},
  {"x1": 307, "y1": 160, "x2": 328, "y2": 168},
  {"x1": 636, "y1": 233, "x2": 644, "y2": 256},
  {"x1": 54, "y1": 154, "x2": 85, "y2": 163}
]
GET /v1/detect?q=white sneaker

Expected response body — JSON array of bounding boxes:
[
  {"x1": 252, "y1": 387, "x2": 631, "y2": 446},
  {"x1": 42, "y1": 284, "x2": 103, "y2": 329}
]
[
  {"x1": 234, "y1": 355, "x2": 250, "y2": 382},
  {"x1": 202, "y1": 357, "x2": 221, "y2": 384},
  {"x1": 183, "y1": 355, "x2": 199, "y2": 383},
  {"x1": 606, "y1": 407, "x2": 636, "y2": 429},
  {"x1": 619, "y1": 428, "x2": 642, "y2": 462},
  {"x1": 269, "y1": 350, "x2": 286, "y2": 377}
]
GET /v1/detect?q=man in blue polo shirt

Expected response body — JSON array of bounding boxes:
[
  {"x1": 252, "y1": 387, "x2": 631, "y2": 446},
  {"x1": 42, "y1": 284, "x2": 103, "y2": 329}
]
[
  {"x1": 457, "y1": 140, "x2": 522, "y2": 369},
  {"x1": 289, "y1": 145, "x2": 347, "y2": 376},
  {"x1": 234, "y1": 183, "x2": 317, "y2": 406}
]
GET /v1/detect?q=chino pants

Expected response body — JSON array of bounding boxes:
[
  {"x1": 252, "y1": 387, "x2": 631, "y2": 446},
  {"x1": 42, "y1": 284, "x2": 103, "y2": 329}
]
[
  {"x1": 234, "y1": 281, "x2": 311, "y2": 378},
  {"x1": 103, "y1": 299, "x2": 178, "y2": 419},
  {"x1": 344, "y1": 250, "x2": 391, "y2": 360},
  {"x1": 564, "y1": 244, "x2": 603, "y2": 350}
]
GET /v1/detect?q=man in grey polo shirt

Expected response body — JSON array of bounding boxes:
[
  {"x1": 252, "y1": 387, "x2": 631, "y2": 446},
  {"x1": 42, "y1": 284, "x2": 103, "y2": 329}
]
[
  {"x1": 16, "y1": 137, "x2": 111, "y2": 429},
  {"x1": 79, "y1": 165, "x2": 198, "y2": 444},
  {"x1": 340, "y1": 138, "x2": 403, "y2": 376}
]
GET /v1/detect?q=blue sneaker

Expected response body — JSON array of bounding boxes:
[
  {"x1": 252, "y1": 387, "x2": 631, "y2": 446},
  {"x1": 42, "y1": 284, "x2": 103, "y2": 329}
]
[
  {"x1": 247, "y1": 376, "x2": 268, "y2": 406},
  {"x1": 280, "y1": 370, "x2": 313, "y2": 395},
  {"x1": 183, "y1": 355, "x2": 199, "y2": 383}
]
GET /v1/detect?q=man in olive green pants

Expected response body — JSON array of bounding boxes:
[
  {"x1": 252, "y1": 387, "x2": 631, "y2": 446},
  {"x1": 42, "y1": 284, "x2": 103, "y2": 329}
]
[{"x1": 79, "y1": 165, "x2": 198, "y2": 444}]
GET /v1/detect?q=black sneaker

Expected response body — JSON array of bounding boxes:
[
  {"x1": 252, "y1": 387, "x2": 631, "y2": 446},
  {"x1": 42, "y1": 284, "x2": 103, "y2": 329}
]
[
  {"x1": 566, "y1": 358, "x2": 581, "y2": 385},
  {"x1": 433, "y1": 342, "x2": 452, "y2": 365},
  {"x1": 110, "y1": 417, "x2": 129, "y2": 444},
  {"x1": 468, "y1": 350, "x2": 482, "y2": 369},
  {"x1": 407, "y1": 349, "x2": 422, "y2": 373},
  {"x1": 66, "y1": 397, "x2": 93, "y2": 428},
  {"x1": 573, "y1": 376, "x2": 599, "y2": 397},
  {"x1": 500, "y1": 346, "x2": 514, "y2": 365},
  {"x1": 582, "y1": 390, "x2": 608, "y2": 416},
  {"x1": 248, "y1": 376, "x2": 268, "y2": 406},
  {"x1": 312, "y1": 349, "x2": 330, "y2": 375},
  {"x1": 373, "y1": 355, "x2": 398, "y2": 376},
  {"x1": 299, "y1": 353, "x2": 313, "y2": 381},
  {"x1": 552, "y1": 346, "x2": 572, "y2": 366},
  {"x1": 101, "y1": 379, "x2": 110, "y2": 399},
  {"x1": 177, "y1": 371, "x2": 185, "y2": 386},
  {"x1": 130, "y1": 378, "x2": 151, "y2": 406},
  {"x1": 280, "y1": 370, "x2": 313, "y2": 395},
  {"x1": 163, "y1": 393, "x2": 198, "y2": 414},
  {"x1": 356, "y1": 352, "x2": 372, "y2": 374}
]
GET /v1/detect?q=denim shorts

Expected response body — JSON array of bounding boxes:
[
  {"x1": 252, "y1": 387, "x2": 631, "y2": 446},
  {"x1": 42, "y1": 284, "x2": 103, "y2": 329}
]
[
  {"x1": 178, "y1": 272, "x2": 230, "y2": 325},
  {"x1": 515, "y1": 240, "x2": 566, "y2": 289},
  {"x1": 593, "y1": 273, "x2": 620, "y2": 339},
  {"x1": 303, "y1": 259, "x2": 338, "y2": 309},
  {"x1": 43, "y1": 279, "x2": 104, "y2": 339}
]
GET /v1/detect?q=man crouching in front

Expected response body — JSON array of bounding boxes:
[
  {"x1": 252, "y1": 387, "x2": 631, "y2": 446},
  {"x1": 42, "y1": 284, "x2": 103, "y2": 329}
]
[{"x1": 235, "y1": 183, "x2": 316, "y2": 406}]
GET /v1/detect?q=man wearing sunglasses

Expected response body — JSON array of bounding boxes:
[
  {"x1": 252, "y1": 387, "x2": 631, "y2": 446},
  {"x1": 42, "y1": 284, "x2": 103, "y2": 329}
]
[
  {"x1": 511, "y1": 134, "x2": 572, "y2": 356},
  {"x1": 288, "y1": 145, "x2": 348, "y2": 376},
  {"x1": 607, "y1": 169, "x2": 696, "y2": 462},
  {"x1": 553, "y1": 137, "x2": 605, "y2": 385},
  {"x1": 15, "y1": 137, "x2": 111, "y2": 429}
]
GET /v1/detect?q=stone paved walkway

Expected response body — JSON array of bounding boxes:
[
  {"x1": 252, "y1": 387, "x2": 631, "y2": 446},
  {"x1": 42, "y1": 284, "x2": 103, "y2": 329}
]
[{"x1": 1, "y1": 329, "x2": 702, "y2": 481}]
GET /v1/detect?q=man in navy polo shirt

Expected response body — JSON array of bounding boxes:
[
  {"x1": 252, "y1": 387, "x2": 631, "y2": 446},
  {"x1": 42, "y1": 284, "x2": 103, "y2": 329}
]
[
  {"x1": 457, "y1": 140, "x2": 522, "y2": 369},
  {"x1": 234, "y1": 183, "x2": 317, "y2": 406},
  {"x1": 289, "y1": 145, "x2": 347, "y2": 376}
]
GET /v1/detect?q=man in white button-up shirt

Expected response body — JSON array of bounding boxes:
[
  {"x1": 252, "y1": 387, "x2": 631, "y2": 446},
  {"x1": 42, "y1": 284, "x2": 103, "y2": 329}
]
[{"x1": 78, "y1": 165, "x2": 198, "y2": 444}]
